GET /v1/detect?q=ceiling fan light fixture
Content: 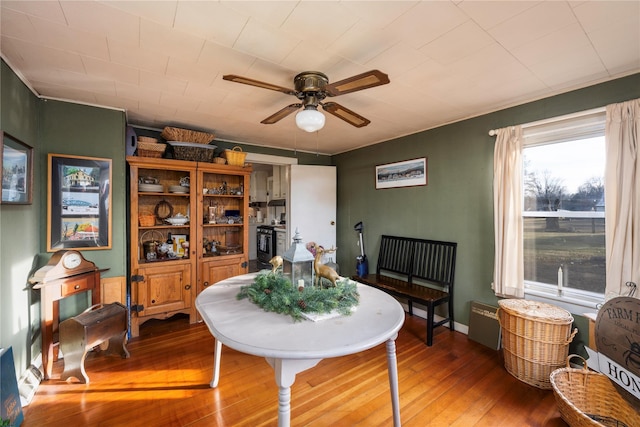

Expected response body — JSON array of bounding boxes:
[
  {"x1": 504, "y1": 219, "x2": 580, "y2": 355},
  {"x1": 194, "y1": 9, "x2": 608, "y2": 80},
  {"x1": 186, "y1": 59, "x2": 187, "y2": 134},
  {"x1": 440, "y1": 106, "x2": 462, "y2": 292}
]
[{"x1": 296, "y1": 106, "x2": 325, "y2": 132}]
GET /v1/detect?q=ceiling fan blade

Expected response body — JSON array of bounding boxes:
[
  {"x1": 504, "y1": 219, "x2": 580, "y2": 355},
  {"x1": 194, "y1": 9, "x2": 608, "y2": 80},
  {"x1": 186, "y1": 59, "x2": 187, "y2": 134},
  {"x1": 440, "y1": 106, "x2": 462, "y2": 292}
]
[
  {"x1": 261, "y1": 104, "x2": 302, "y2": 124},
  {"x1": 223, "y1": 75, "x2": 297, "y2": 96},
  {"x1": 325, "y1": 70, "x2": 390, "y2": 96},
  {"x1": 321, "y1": 102, "x2": 371, "y2": 128}
]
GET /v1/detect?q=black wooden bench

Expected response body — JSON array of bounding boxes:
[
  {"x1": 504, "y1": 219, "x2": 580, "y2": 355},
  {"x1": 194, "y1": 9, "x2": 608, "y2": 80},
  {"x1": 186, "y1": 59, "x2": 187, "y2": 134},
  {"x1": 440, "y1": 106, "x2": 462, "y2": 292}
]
[{"x1": 353, "y1": 235, "x2": 457, "y2": 346}]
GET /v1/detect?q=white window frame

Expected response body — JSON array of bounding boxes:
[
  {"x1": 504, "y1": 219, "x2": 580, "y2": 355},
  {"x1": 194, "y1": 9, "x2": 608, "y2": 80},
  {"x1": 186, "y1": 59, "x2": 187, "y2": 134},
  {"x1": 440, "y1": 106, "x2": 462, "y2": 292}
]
[{"x1": 521, "y1": 108, "x2": 606, "y2": 315}]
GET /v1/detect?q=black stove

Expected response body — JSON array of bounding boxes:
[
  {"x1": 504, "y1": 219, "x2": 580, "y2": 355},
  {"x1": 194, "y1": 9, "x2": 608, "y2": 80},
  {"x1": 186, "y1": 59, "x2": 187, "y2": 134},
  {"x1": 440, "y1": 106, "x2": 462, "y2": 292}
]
[{"x1": 257, "y1": 225, "x2": 277, "y2": 269}]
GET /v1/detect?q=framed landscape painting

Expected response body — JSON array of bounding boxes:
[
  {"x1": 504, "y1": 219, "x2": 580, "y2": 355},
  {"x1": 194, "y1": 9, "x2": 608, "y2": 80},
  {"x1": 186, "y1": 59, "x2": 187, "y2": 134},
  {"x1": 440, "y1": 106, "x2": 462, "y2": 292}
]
[
  {"x1": 375, "y1": 157, "x2": 427, "y2": 189},
  {"x1": 47, "y1": 154, "x2": 112, "y2": 251},
  {"x1": 1, "y1": 131, "x2": 33, "y2": 204}
]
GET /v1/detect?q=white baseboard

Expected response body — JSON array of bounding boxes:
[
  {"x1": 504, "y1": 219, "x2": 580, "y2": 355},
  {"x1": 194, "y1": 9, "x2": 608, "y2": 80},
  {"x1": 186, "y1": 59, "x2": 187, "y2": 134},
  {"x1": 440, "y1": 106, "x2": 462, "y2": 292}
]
[
  {"x1": 18, "y1": 355, "x2": 42, "y2": 407},
  {"x1": 398, "y1": 302, "x2": 469, "y2": 336}
]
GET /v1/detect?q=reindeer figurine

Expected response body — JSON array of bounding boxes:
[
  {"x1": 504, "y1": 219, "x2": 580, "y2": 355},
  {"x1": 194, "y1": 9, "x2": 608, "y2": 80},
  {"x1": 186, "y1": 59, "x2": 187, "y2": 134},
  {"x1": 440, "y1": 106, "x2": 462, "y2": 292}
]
[
  {"x1": 269, "y1": 255, "x2": 283, "y2": 274},
  {"x1": 313, "y1": 244, "x2": 340, "y2": 287}
]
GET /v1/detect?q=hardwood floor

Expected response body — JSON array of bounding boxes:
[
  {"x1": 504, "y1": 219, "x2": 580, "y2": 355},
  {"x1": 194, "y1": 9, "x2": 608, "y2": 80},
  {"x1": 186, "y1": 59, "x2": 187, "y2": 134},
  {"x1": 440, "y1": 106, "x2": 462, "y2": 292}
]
[{"x1": 22, "y1": 314, "x2": 567, "y2": 426}]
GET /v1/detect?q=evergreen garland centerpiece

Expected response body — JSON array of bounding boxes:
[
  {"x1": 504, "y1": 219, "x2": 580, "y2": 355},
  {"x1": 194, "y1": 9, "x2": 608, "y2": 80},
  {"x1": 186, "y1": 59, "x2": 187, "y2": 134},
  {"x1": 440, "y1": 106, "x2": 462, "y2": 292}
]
[{"x1": 237, "y1": 271, "x2": 360, "y2": 321}]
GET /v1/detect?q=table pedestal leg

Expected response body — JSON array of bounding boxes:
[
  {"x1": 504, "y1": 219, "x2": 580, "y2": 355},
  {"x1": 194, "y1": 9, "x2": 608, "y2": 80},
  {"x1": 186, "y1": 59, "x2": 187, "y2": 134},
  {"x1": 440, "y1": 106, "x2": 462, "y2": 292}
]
[
  {"x1": 210, "y1": 339, "x2": 223, "y2": 388},
  {"x1": 266, "y1": 357, "x2": 321, "y2": 427},
  {"x1": 386, "y1": 335, "x2": 401, "y2": 427}
]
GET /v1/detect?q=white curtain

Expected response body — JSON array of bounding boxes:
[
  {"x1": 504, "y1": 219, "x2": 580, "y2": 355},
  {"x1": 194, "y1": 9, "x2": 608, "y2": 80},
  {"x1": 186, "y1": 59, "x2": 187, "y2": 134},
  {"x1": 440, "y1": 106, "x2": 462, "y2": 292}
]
[
  {"x1": 605, "y1": 99, "x2": 640, "y2": 297},
  {"x1": 492, "y1": 126, "x2": 524, "y2": 298}
]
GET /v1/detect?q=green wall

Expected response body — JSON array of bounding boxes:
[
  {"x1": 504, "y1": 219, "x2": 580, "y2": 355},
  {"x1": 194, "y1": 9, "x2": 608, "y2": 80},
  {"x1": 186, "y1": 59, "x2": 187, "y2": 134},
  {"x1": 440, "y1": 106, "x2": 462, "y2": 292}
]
[
  {"x1": 38, "y1": 100, "x2": 127, "y2": 274},
  {"x1": 1, "y1": 60, "x2": 42, "y2": 375},
  {"x1": 334, "y1": 73, "x2": 640, "y2": 338}
]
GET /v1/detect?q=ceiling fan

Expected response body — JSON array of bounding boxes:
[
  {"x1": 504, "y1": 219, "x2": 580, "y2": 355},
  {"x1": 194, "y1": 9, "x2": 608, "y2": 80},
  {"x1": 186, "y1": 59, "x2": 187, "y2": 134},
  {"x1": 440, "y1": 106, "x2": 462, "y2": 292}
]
[{"x1": 222, "y1": 70, "x2": 390, "y2": 132}]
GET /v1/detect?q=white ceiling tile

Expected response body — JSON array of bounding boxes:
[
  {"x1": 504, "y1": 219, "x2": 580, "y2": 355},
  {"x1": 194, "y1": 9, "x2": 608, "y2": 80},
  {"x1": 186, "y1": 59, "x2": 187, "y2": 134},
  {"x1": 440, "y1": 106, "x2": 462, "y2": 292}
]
[
  {"x1": 107, "y1": 38, "x2": 169, "y2": 75},
  {"x1": 1, "y1": 8, "x2": 37, "y2": 41},
  {"x1": 328, "y1": 21, "x2": 398, "y2": 65},
  {"x1": 82, "y1": 56, "x2": 139, "y2": 86},
  {"x1": 457, "y1": 1, "x2": 541, "y2": 30},
  {"x1": 174, "y1": 2, "x2": 248, "y2": 48},
  {"x1": 280, "y1": 2, "x2": 359, "y2": 49},
  {"x1": 140, "y1": 20, "x2": 205, "y2": 63},
  {"x1": 43, "y1": 69, "x2": 118, "y2": 96},
  {"x1": 35, "y1": 85, "x2": 98, "y2": 105},
  {"x1": 280, "y1": 40, "x2": 343, "y2": 73},
  {"x1": 572, "y1": 0, "x2": 639, "y2": 33},
  {"x1": 196, "y1": 41, "x2": 256, "y2": 77},
  {"x1": 3, "y1": 37, "x2": 85, "y2": 74},
  {"x1": 94, "y1": 92, "x2": 139, "y2": 112},
  {"x1": 159, "y1": 91, "x2": 201, "y2": 111},
  {"x1": 98, "y1": 0, "x2": 177, "y2": 27},
  {"x1": 194, "y1": 90, "x2": 232, "y2": 116},
  {"x1": 529, "y1": 48, "x2": 610, "y2": 89},
  {"x1": 384, "y1": 1, "x2": 469, "y2": 49},
  {"x1": 28, "y1": 15, "x2": 111, "y2": 61},
  {"x1": 340, "y1": 1, "x2": 418, "y2": 28},
  {"x1": 233, "y1": 18, "x2": 299, "y2": 64},
  {"x1": 166, "y1": 57, "x2": 216, "y2": 87},
  {"x1": 588, "y1": 23, "x2": 640, "y2": 75},
  {"x1": 221, "y1": 1, "x2": 297, "y2": 29},
  {"x1": 60, "y1": 1, "x2": 140, "y2": 44},
  {"x1": 115, "y1": 81, "x2": 161, "y2": 104},
  {"x1": 366, "y1": 42, "x2": 428, "y2": 79},
  {"x1": 450, "y1": 43, "x2": 528, "y2": 85},
  {"x1": 511, "y1": 23, "x2": 595, "y2": 67},
  {"x1": 488, "y1": 2, "x2": 577, "y2": 50},
  {"x1": 137, "y1": 100, "x2": 179, "y2": 120},
  {"x1": 139, "y1": 69, "x2": 188, "y2": 95},
  {"x1": 1, "y1": 0, "x2": 66, "y2": 23},
  {"x1": 420, "y1": 20, "x2": 495, "y2": 65}
]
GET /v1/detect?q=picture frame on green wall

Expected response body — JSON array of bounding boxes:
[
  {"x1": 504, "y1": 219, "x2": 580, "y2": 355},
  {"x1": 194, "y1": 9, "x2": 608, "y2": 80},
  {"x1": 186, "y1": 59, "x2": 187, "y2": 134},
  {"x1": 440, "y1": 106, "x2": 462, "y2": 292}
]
[
  {"x1": 375, "y1": 157, "x2": 427, "y2": 189},
  {"x1": 1, "y1": 131, "x2": 33, "y2": 205},
  {"x1": 47, "y1": 153, "x2": 112, "y2": 251}
]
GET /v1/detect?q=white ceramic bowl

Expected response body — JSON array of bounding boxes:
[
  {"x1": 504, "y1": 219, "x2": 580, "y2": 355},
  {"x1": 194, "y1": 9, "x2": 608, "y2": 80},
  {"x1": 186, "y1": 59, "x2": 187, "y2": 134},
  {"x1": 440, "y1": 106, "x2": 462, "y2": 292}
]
[
  {"x1": 165, "y1": 216, "x2": 189, "y2": 225},
  {"x1": 169, "y1": 185, "x2": 189, "y2": 193}
]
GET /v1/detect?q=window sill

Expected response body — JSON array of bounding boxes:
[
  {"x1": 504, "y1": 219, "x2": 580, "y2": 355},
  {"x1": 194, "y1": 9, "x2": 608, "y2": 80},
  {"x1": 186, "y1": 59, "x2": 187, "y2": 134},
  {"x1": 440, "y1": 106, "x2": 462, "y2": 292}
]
[{"x1": 524, "y1": 282, "x2": 603, "y2": 316}]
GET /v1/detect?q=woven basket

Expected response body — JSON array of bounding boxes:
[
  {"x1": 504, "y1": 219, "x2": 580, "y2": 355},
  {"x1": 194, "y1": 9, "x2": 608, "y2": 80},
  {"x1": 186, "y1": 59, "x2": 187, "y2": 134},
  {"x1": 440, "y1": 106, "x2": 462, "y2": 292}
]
[
  {"x1": 222, "y1": 146, "x2": 247, "y2": 166},
  {"x1": 138, "y1": 214, "x2": 156, "y2": 227},
  {"x1": 137, "y1": 141, "x2": 166, "y2": 158},
  {"x1": 169, "y1": 142, "x2": 217, "y2": 162},
  {"x1": 551, "y1": 355, "x2": 640, "y2": 427},
  {"x1": 213, "y1": 157, "x2": 227, "y2": 165},
  {"x1": 497, "y1": 299, "x2": 577, "y2": 389},
  {"x1": 137, "y1": 136, "x2": 158, "y2": 143},
  {"x1": 161, "y1": 127, "x2": 215, "y2": 144}
]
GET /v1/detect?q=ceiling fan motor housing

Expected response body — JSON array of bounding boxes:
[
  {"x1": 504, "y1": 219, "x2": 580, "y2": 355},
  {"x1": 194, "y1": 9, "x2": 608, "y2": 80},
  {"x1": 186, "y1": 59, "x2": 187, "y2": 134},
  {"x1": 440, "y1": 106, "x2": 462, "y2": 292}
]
[{"x1": 294, "y1": 72, "x2": 328, "y2": 96}]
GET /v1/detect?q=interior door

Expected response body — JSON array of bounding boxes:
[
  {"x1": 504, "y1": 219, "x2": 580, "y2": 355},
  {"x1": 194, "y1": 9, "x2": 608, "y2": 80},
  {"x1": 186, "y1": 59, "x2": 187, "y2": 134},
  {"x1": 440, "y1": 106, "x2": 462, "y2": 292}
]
[{"x1": 288, "y1": 165, "x2": 336, "y2": 251}]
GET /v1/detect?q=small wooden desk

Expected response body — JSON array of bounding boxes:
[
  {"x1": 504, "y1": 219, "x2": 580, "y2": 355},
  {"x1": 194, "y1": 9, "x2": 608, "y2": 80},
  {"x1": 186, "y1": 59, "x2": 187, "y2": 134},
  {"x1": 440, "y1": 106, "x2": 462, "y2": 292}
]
[
  {"x1": 33, "y1": 270, "x2": 102, "y2": 380},
  {"x1": 196, "y1": 273, "x2": 405, "y2": 427}
]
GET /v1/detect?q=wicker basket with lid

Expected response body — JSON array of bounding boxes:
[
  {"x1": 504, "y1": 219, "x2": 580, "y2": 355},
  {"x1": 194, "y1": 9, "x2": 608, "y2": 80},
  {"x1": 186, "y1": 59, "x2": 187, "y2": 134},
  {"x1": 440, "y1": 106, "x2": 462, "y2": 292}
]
[{"x1": 498, "y1": 299, "x2": 577, "y2": 389}]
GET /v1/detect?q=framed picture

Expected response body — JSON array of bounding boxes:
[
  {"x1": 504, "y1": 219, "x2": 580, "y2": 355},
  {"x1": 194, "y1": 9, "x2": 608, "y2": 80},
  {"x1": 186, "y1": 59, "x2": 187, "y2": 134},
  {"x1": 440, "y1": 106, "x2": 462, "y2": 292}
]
[
  {"x1": 47, "y1": 154, "x2": 112, "y2": 251},
  {"x1": 171, "y1": 234, "x2": 187, "y2": 257},
  {"x1": 1, "y1": 131, "x2": 33, "y2": 204},
  {"x1": 375, "y1": 157, "x2": 427, "y2": 189}
]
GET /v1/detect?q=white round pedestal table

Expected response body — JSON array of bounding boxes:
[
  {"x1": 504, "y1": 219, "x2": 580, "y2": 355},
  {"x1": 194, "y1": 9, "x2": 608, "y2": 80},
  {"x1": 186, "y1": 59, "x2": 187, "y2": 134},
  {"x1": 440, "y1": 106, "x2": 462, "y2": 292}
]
[{"x1": 195, "y1": 273, "x2": 405, "y2": 427}]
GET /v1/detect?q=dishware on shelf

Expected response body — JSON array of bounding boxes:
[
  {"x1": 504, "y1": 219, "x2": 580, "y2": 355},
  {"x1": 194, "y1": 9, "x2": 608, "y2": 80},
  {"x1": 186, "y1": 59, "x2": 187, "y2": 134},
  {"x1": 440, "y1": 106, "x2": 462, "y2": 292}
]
[
  {"x1": 139, "y1": 183, "x2": 164, "y2": 192},
  {"x1": 165, "y1": 213, "x2": 189, "y2": 225},
  {"x1": 168, "y1": 185, "x2": 189, "y2": 193}
]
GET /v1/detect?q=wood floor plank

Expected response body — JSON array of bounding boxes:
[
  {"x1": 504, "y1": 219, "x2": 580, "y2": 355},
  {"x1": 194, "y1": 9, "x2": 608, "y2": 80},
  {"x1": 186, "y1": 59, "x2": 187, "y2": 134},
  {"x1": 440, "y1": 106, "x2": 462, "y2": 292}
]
[{"x1": 21, "y1": 314, "x2": 566, "y2": 426}]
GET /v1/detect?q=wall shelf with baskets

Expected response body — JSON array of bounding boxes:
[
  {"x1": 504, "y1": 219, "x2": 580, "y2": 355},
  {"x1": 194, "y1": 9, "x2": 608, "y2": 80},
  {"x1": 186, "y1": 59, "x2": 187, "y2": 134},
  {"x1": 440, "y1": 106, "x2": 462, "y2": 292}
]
[{"x1": 127, "y1": 156, "x2": 252, "y2": 336}]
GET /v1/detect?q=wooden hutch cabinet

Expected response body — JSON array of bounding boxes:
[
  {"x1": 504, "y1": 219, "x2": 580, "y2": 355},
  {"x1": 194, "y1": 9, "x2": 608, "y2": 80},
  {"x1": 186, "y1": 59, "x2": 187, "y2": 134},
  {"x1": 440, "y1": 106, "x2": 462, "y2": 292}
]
[{"x1": 127, "y1": 156, "x2": 251, "y2": 337}]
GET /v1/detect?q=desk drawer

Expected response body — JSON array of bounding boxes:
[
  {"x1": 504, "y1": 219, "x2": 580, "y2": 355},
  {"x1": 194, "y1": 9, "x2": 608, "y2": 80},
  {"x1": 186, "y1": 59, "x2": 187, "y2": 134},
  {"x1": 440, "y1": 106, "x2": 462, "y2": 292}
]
[{"x1": 61, "y1": 276, "x2": 93, "y2": 296}]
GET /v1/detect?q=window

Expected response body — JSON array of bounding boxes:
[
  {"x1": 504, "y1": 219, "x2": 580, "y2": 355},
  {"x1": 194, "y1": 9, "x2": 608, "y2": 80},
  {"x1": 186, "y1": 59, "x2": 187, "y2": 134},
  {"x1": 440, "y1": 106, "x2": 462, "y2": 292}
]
[{"x1": 521, "y1": 110, "x2": 606, "y2": 311}]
